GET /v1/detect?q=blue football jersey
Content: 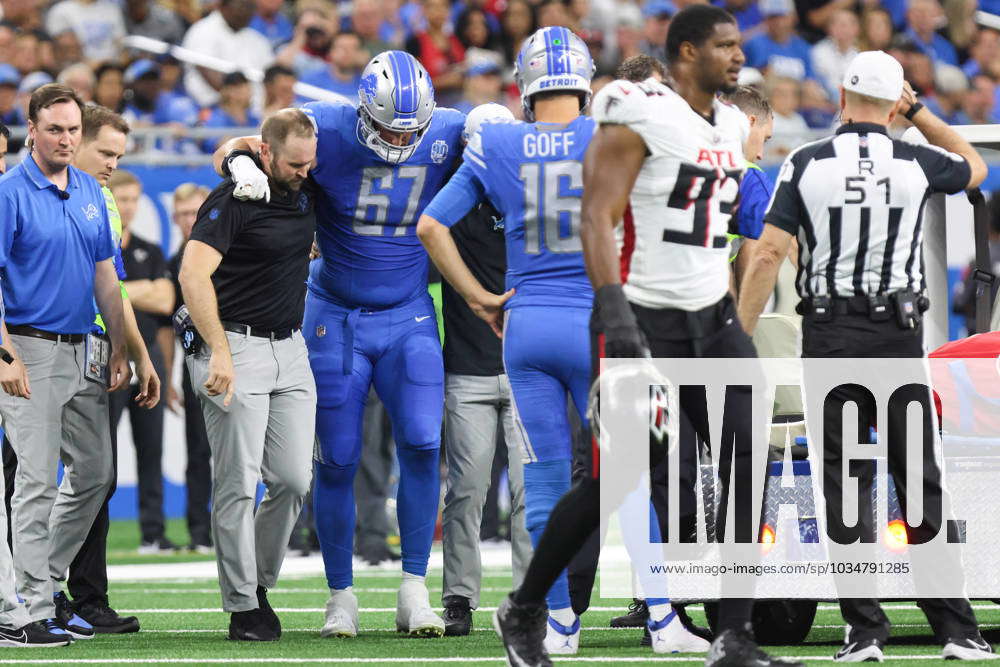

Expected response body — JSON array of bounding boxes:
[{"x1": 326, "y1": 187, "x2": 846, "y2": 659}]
[
  {"x1": 302, "y1": 101, "x2": 465, "y2": 308},
  {"x1": 464, "y1": 116, "x2": 595, "y2": 309}
]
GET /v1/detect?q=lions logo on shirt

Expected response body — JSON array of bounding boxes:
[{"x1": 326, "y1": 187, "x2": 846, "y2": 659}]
[{"x1": 81, "y1": 203, "x2": 99, "y2": 220}]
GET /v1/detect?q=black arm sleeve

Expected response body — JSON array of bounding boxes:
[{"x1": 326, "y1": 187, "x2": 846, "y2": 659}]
[
  {"x1": 914, "y1": 143, "x2": 972, "y2": 195},
  {"x1": 189, "y1": 184, "x2": 245, "y2": 257}
]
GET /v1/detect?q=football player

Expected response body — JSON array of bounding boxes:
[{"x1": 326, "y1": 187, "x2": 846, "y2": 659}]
[
  {"x1": 213, "y1": 50, "x2": 465, "y2": 639},
  {"x1": 491, "y1": 7, "x2": 804, "y2": 667}
]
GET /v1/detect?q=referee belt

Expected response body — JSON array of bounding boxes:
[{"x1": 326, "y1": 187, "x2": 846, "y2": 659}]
[
  {"x1": 796, "y1": 293, "x2": 929, "y2": 317},
  {"x1": 7, "y1": 325, "x2": 85, "y2": 343},
  {"x1": 222, "y1": 321, "x2": 298, "y2": 341}
]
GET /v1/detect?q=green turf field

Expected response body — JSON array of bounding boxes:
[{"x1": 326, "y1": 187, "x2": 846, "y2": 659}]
[{"x1": 0, "y1": 520, "x2": 990, "y2": 664}]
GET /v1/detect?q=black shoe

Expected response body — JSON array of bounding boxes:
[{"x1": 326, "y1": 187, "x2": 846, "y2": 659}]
[
  {"x1": 228, "y1": 609, "x2": 278, "y2": 641},
  {"x1": 75, "y1": 601, "x2": 140, "y2": 634},
  {"x1": 443, "y1": 596, "x2": 472, "y2": 637},
  {"x1": 834, "y1": 637, "x2": 885, "y2": 662},
  {"x1": 0, "y1": 620, "x2": 72, "y2": 647},
  {"x1": 492, "y1": 593, "x2": 552, "y2": 667},
  {"x1": 611, "y1": 599, "x2": 649, "y2": 628},
  {"x1": 256, "y1": 586, "x2": 281, "y2": 638},
  {"x1": 52, "y1": 592, "x2": 94, "y2": 639},
  {"x1": 706, "y1": 626, "x2": 804, "y2": 667}
]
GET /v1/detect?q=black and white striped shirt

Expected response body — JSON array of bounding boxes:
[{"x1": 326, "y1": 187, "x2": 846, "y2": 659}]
[{"x1": 765, "y1": 122, "x2": 971, "y2": 298}]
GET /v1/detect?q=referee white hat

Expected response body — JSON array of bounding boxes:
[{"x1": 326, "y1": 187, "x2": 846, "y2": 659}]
[{"x1": 842, "y1": 51, "x2": 905, "y2": 101}]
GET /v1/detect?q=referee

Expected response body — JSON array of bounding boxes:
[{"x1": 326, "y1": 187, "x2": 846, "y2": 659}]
[
  {"x1": 737, "y1": 51, "x2": 992, "y2": 662},
  {"x1": 179, "y1": 109, "x2": 317, "y2": 642}
]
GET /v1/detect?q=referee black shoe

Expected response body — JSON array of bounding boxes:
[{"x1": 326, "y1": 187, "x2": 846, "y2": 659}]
[
  {"x1": 256, "y1": 586, "x2": 281, "y2": 638},
  {"x1": 493, "y1": 593, "x2": 552, "y2": 667},
  {"x1": 611, "y1": 599, "x2": 649, "y2": 628},
  {"x1": 443, "y1": 595, "x2": 473, "y2": 637},
  {"x1": 52, "y1": 592, "x2": 94, "y2": 639},
  {"x1": 0, "y1": 620, "x2": 72, "y2": 647},
  {"x1": 834, "y1": 638, "x2": 885, "y2": 662},
  {"x1": 228, "y1": 609, "x2": 278, "y2": 642},
  {"x1": 74, "y1": 602, "x2": 140, "y2": 634},
  {"x1": 705, "y1": 626, "x2": 804, "y2": 667}
]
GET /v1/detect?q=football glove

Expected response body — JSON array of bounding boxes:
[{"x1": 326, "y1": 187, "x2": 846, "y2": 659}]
[
  {"x1": 594, "y1": 284, "x2": 649, "y2": 358},
  {"x1": 228, "y1": 154, "x2": 270, "y2": 203}
]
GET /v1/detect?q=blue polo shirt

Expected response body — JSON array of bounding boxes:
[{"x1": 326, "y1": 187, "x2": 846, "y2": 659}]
[{"x1": 0, "y1": 155, "x2": 116, "y2": 334}]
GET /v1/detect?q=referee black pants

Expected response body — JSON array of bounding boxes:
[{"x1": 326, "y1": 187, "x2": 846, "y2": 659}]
[
  {"x1": 516, "y1": 295, "x2": 756, "y2": 633},
  {"x1": 802, "y1": 314, "x2": 979, "y2": 645}
]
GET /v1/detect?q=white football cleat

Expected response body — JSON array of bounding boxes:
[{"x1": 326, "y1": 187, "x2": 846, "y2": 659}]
[
  {"x1": 396, "y1": 580, "x2": 445, "y2": 637},
  {"x1": 647, "y1": 610, "x2": 710, "y2": 653},
  {"x1": 320, "y1": 589, "x2": 358, "y2": 638},
  {"x1": 543, "y1": 615, "x2": 580, "y2": 655},
  {"x1": 942, "y1": 637, "x2": 999, "y2": 660}
]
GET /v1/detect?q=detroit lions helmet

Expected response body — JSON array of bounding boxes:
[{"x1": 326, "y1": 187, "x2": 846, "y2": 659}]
[
  {"x1": 357, "y1": 50, "x2": 436, "y2": 164},
  {"x1": 514, "y1": 27, "x2": 595, "y2": 122}
]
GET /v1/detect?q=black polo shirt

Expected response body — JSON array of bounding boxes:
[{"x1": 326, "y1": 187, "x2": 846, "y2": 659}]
[
  {"x1": 442, "y1": 202, "x2": 506, "y2": 376},
  {"x1": 122, "y1": 234, "x2": 170, "y2": 347},
  {"x1": 189, "y1": 175, "x2": 316, "y2": 331}
]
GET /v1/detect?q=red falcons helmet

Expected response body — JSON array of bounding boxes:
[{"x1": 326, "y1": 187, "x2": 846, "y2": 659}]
[{"x1": 588, "y1": 360, "x2": 676, "y2": 458}]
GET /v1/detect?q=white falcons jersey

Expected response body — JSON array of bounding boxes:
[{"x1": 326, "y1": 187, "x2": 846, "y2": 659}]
[{"x1": 592, "y1": 78, "x2": 749, "y2": 311}]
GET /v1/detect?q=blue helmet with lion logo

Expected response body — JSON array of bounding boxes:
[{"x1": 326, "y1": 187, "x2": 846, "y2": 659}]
[{"x1": 356, "y1": 50, "x2": 436, "y2": 164}]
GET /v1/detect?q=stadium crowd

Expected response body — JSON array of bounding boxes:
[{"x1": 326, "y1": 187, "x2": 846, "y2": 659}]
[{"x1": 0, "y1": 0, "x2": 998, "y2": 157}]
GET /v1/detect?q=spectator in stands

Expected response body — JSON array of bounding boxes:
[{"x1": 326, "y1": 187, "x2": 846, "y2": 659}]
[
  {"x1": 201, "y1": 72, "x2": 261, "y2": 152},
  {"x1": 2, "y1": 0, "x2": 44, "y2": 32},
  {"x1": 956, "y1": 73, "x2": 997, "y2": 125},
  {"x1": 900, "y1": 44, "x2": 935, "y2": 96},
  {"x1": 11, "y1": 30, "x2": 42, "y2": 77},
  {"x1": 124, "y1": 0, "x2": 186, "y2": 45},
  {"x1": 51, "y1": 30, "x2": 84, "y2": 74},
  {"x1": 250, "y1": 0, "x2": 294, "y2": 51},
  {"x1": 180, "y1": 0, "x2": 274, "y2": 108},
  {"x1": 264, "y1": 64, "x2": 297, "y2": 115},
  {"x1": 716, "y1": 0, "x2": 762, "y2": 34},
  {"x1": 792, "y1": 0, "x2": 862, "y2": 43},
  {"x1": 766, "y1": 75, "x2": 809, "y2": 158},
  {"x1": 963, "y1": 28, "x2": 1000, "y2": 80},
  {"x1": 159, "y1": 56, "x2": 186, "y2": 97},
  {"x1": 46, "y1": 0, "x2": 126, "y2": 63},
  {"x1": 638, "y1": 0, "x2": 674, "y2": 62},
  {"x1": 904, "y1": 0, "x2": 958, "y2": 65},
  {"x1": 456, "y1": 7, "x2": 499, "y2": 51},
  {"x1": 500, "y1": 0, "x2": 536, "y2": 64},
  {"x1": 743, "y1": 0, "x2": 815, "y2": 81},
  {"x1": 94, "y1": 63, "x2": 126, "y2": 113},
  {"x1": 407, "y1": 0, "x2": 466, "y2": 103},
  {"x1": 0, "y1": 66, "x2": 19, "y2": 127},
  {"x1": 859, "y1": 7, "x2": 893, "y2": 51},
  {"x1": 0, "y1": 25, "x2": 14, "y2": 66},
  {"x1": 455, "y1": 57, "x2": 503, "y2": 113},
  {"x1": 122, "y1": 59, "x2": 200, "y2": 153},
  {"x1": 798, "y1": 74, "x2": 836, "y2": 127},
  {"x1": 275, "y1": 7, "x2": 336, "y2": 77},
  {"x1": 924, "y1": 64, "x2": 969, "y2": 125},
  {"x1": 14, "y1": 72, "x2": 53, "y2": 126},
  {"x1": 536, "y1": 0, "x2": 571, "y2": 29},
  {"x1": 810, "y1": 8, "x2": 858, "y2": 100},
  {"x1": 301, "y1": 31, "x2": 364, "y2": 101},
  {"x1": 162, "y1": 183, "x2": 214, "y2": 554},
  {"x1": 107, "y1": 169, "x2": 176, "y2": 554},
  {"x1": 56, "y1": 63, "x2": 95, "y2": 104},
  {"x1": 352, "y1": 0, "x2": 395, "y2": 59},
  {"x1": 614, "y1": 4, "x2": 644, "y2": 63}
]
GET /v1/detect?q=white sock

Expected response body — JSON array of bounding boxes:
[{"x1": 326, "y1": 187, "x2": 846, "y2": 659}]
[
  {"x1": 401, "y1": 572, "x2": 425, "y2": 585},
  {"x1": 550, "y1": 606, "x2": 576, "y2": 627},
  {"x1": 330, "y1": 586, "x2": 353, "y2": 597},
  {"x1": 648, "y1": 602, "x2": 673, "y2": 624}
]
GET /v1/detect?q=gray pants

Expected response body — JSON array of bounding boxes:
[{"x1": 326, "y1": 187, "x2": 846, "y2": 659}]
[
  {"x1": 442, "y1": 373, "x2": 531, "y2": 608},
  {"x1": 187, "y1": 331, "x2": 315, "y2": 612},
  {"x1": 0, "y1": 335, "x2": 114, "y2": 621}
]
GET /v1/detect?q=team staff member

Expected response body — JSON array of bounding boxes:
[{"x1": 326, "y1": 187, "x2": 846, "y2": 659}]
[
  {"x1": 0, "y1": 84, "x2": 130, "y2": 635},
  {"x1": 161, "y1": 183, "x2": 214, "y2": 554},
  {"x1": 424, "y1": 103, "x2": 532, "y2": 638},
  {"x1": 180, "y1": 109, "x2": 317, "y2": 642},
  {"x1": 737, "y1": 51, "x2": 992, "y2": 662}
]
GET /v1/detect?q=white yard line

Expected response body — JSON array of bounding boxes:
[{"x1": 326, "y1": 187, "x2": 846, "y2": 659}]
[{"x1": 0, "y1": 655, "x2": 965, "y2": 664}]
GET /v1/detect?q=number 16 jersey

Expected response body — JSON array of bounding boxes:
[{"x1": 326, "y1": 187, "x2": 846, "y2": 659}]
[{"x1": 591, "y1": 78, "x2": 749, "y2": 311}]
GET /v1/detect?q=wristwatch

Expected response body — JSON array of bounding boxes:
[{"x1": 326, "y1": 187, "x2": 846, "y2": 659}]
[
  {"x1": 0, "y1": 348, "x2": 14, "y2": 365},
  {"x1": 904, "y1": 102, "x2": 924, "y2": 121}
]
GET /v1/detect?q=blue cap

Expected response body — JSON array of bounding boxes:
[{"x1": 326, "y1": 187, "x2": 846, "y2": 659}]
[
  {"x1": 642, "y1": 0, "x2": 676, "y2": 18},
  {"x1": 759, "y1": 0, "x2": 793, "y2": 17},
  {"x1": 467, "y1": 60, "x2": 501, "y2": 77},
  {"x1": 18, "y1": 71, "x2": 53, "y2": 94},
  {"x1": 124, "y1": 59, "x2": 159, "y2": 84},
  {"x1": 0, "y1": 64, "x2": 19, "y2": 88}
]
